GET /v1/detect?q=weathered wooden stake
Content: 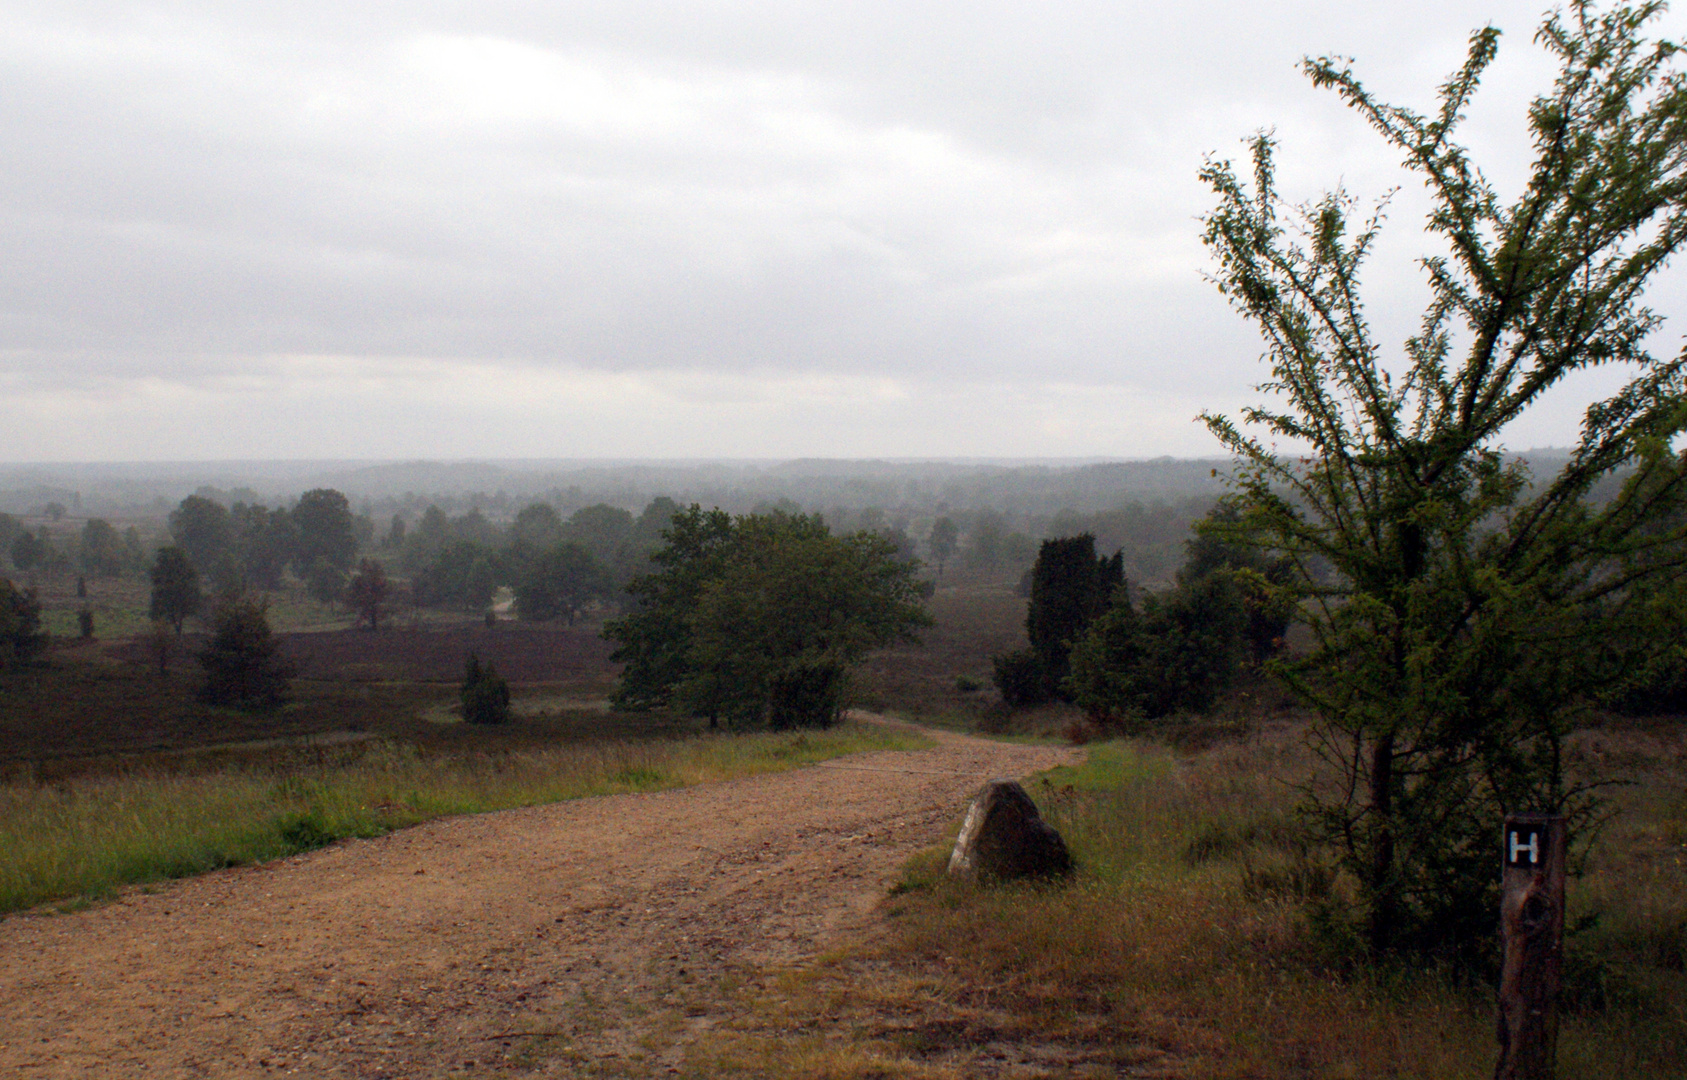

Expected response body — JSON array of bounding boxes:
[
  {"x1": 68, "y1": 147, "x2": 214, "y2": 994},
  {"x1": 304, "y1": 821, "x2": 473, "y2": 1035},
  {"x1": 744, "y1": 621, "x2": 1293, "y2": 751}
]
[{"x1": 1495, "y1": 812, "x2": 1566, "y2": 1080}]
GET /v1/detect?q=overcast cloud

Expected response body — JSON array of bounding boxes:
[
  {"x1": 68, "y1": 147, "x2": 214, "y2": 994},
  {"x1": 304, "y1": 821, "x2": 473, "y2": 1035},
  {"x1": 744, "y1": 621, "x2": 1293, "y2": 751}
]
[{"x1": 2, "y1": 1, "x2": 1682, "y2": 461}]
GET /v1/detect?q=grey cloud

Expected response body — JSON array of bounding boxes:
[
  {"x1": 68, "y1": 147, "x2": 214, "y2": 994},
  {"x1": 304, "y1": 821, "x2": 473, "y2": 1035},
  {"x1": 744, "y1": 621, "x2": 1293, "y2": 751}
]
[{"x1": 0, "y1": 0, "x2": 1673, "y2": 459}]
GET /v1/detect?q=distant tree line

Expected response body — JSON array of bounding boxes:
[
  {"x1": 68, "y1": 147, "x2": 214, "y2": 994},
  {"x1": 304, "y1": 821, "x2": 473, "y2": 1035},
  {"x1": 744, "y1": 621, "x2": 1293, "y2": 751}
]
[
  {"x1": 0, "y1": 511, "x2": 149, "y2": 580},
  {"x1": 391, "y1": 497, "x2": 682, "y2": 621}
]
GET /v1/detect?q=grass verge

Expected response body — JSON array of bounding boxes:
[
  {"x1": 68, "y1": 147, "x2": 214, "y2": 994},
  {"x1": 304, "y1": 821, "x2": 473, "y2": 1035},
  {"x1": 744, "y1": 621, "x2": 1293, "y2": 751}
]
[
  {"x1": 0, "y1": 719, "x2": 930, "y2": 918},
  {"x1": 693, "y1": 727, "x2": 1687, "y2": 1079}
]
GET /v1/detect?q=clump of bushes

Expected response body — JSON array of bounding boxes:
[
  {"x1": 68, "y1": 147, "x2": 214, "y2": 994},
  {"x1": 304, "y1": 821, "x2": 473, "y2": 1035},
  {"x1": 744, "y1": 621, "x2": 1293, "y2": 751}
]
[
  {"x1": 461, "y1": 652, "x2": 512, "y2": 725},
  {"x1": 995, "y1": 504, "x2": 1292, "y2": 725}
]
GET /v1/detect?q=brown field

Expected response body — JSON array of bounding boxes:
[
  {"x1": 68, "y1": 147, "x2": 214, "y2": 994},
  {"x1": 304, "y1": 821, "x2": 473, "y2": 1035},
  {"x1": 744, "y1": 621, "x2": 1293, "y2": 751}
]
[
  {"x1": 7, "y1": 570, "x2": 1021, "y2": 778},
  {"x1": 856, "y1": 574, "x2": 1028, "y2": 721},
  {"x1": 2, "y1": 618, "x2": 625, "y2": 776}
]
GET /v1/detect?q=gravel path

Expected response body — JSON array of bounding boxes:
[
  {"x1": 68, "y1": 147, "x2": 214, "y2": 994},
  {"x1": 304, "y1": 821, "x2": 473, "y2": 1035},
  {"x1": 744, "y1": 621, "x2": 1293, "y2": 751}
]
[{"x1": 0, "y1": 723, "x2": 1077, "y2": 1078}]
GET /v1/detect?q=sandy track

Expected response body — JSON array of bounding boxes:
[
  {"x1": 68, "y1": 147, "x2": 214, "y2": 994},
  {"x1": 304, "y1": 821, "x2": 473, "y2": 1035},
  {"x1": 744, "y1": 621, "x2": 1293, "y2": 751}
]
[{"x1": 0, "y1": 724, "x2": 1077, "y2": 1077}]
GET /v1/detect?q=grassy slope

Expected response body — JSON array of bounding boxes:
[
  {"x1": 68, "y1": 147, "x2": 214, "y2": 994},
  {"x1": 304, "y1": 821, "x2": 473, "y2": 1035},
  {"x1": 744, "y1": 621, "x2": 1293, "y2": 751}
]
[
  {"x1": 695, "y1": 729, "x2": 1687, "y2": 1079},
  {"x1": 0, "y1": 719, "x2": 930, "y2": 917}
]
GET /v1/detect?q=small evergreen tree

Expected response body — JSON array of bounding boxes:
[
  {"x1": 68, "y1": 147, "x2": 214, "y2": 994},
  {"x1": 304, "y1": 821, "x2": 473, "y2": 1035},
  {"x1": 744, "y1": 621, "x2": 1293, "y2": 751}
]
[
  {"x1": 992, "y1": 534, "x2": 1121, "y2": 705},
  {"x1": 990, "y1": 649, "x2": 1049, "y2": 708},
  {"x1": 0, "y1": 578, "x2": 47, "y2": 667},
  {"x1": 198, "y1": 596, "x2": 291, "y2": 709},
  {"x1": 461, "y1": 652, "x2": 512, "y2": 724}
]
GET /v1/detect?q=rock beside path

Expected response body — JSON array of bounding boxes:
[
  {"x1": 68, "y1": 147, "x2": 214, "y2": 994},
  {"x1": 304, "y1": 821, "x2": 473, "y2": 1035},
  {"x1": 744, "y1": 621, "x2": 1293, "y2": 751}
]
[{"x1": 947, "y1": 778, "x2": 1074, "y2": 882}]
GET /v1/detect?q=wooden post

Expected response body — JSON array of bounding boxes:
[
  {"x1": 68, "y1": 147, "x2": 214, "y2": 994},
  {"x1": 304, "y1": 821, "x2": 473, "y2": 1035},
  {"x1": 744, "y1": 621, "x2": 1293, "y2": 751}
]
[{"x1": 1495, "y1": 812, "x2": 1566, "y2": 1080}]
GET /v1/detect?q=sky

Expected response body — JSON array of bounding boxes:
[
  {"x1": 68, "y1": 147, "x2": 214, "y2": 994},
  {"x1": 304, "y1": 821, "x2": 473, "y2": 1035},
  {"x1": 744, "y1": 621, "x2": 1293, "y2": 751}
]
[{"x1": 2, "y1": 1, "x2": 1683, "y2": 462}]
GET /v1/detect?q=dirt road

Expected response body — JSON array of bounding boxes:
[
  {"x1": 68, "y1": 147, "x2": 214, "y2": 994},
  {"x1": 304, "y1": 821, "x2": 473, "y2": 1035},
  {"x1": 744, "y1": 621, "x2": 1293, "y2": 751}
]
[{"x1": 0, "y1": 724, "x2": 1078, "y2": 1077}]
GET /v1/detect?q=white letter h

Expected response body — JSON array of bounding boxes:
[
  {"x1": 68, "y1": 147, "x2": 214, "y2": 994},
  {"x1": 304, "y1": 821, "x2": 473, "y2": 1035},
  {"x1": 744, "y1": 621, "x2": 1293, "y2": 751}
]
[{"x1": 1509, "y1": 830, "x2": 1539, "y2": 865}]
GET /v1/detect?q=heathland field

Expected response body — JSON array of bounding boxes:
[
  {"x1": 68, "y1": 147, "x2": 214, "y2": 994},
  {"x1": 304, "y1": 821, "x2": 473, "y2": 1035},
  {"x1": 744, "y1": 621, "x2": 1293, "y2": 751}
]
[{"x1": 1, "y1": 572, "x2": 1683, "y2": 1077}]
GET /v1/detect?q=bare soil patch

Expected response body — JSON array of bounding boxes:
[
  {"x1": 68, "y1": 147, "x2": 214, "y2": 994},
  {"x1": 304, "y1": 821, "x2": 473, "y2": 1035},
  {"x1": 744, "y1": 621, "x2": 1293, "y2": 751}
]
[{"x1": 0, "y1": 721, "x2": 1076, "y2": 1078}]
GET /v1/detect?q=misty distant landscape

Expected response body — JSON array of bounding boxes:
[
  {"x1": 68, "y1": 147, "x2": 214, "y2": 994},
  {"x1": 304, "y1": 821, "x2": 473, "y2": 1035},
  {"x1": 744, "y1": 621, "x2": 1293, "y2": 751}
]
[{"x1": 3, "y1": 0, "x2": 1686, "y2": 1076}]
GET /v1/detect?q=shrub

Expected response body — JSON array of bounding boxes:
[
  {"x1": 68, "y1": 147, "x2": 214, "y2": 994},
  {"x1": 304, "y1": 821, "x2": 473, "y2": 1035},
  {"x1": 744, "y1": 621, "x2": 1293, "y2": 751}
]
[
  {"x1": 461, "y1": 652, "x2": 512, "y2": 725},
  {"x1": 766, "y1": 661, "x2": 845, "y2": 730},
  {"x1": 991, "y1": 648, "x2": 1048, "y2": 707},
  {"x1": 198, "y1": 596, "x2": 292, "y2": 709},
  {"x1": 0, "y1": 578, "x2": 48, "y2": 667}
]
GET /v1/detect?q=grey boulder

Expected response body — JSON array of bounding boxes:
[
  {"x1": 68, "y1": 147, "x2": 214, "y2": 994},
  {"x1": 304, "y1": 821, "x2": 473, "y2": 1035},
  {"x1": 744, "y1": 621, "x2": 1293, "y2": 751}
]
[{"x1": 946, "y1": 779, "x2": 1073, "y2": 882}]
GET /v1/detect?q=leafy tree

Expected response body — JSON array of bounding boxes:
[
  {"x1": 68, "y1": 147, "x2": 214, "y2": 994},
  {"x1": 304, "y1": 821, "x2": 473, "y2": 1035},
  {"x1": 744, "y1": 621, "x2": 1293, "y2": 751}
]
[
  {"x1": 460, "y1": 652, "x2": 512, "y2": 724},
  {"x1": 78, "y1": 518, "x2": 128, "y2": 578},
  {"x1": 412, "y1": 540, "x2": 503, "y2": 608},
  {"x1": 0, "y1": 513, "x2": 20, "y2": 554},
  {"x1": 0, "y1": 578, "x2": 47, "y2": 667},
  {"x1": 291, "y1": 488, "x2": 357, "y2": 576},
  {"x1": 928, "y1": 517, "x2": 959, "y2": 580},
  {"x1": 966, "y1": 511, "x2": 1010, "y2": 569},
  {"x1": 148, "y1": 546, "x2": 202, "y2": 634},
  {"x1": 10, "y1": 529, "x2": 49, "y2": 573},
  {"x1": 345, "y1": 558, "x2": 391, "y2": 631},
  {"x1": 606, "y1": 507, "x2": 931, "y2": 728},
  {"x1": 463, "y1": 554, "x2": 500, "y2": 613},
  {"x1": 120, "y1": 527, "x2": 146, "y2": 577},
  {"x1": 564, "y1": 504, "x2": 638, "y2": 580},
  {"x1": 1067, "y1": 572, "x2": 1248, "y2": 722},
  {"x1": 1198, "y1": 1, "x2": 1687, "y2": 959},
  {"x1": 606, "y1": 506, "x2": 737, "y2": 712},
  {"x1": 1182, "y1": 502, "x2": 1295, "y2": 666},
  {"x1": 632, "y1": 496, "x2": 682, "y2": 549},
  {"x1": 510, "y1": 503, "x2": 564, "y2": 549},
  {"x1": 305, "y1": 558, "x2": 348, "y2": 605},
  {"x1": 354, "y1": 510, "x2": 376, "y2": 550},
  {"x1": 198, "y1": 596, "x2": 291, "y2": 709},
  {"x1": 169, "y1": 495, "x2": 232, "y2": 580},
  {"x1": 230, "y1": 503, "x2": 296, "y2": 590},
  {"x1": 516, "y1": 542, "x2": 611, "y2": 624},
  {"x1": 879, "y1": 526, "x2": 919, "y2": 565}
]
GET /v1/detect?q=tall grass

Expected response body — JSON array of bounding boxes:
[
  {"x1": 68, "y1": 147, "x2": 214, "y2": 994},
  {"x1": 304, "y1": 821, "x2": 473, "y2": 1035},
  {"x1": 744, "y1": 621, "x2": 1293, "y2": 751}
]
[
  {"x1": 0, "y1": 721, "x2": 928, "y2": 917},
  {"x1": 699, "y1": 726, "x2": 1687, "y2": 1078}
]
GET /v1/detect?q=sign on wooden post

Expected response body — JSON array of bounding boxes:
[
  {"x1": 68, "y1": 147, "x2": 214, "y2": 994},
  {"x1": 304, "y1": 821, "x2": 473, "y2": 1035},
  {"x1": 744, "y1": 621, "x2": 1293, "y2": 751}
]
[{"x1": 1495, "y1": 813, "x2": 1566, "y2": 1080}]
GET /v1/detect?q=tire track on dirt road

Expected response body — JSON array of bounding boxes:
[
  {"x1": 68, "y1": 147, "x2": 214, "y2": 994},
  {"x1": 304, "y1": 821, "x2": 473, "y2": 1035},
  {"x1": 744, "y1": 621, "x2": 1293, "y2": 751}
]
[{"x1": 0, "y1": 723, "x2": 1078, "y2": 1078}]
